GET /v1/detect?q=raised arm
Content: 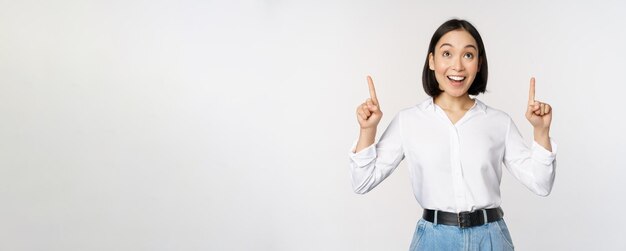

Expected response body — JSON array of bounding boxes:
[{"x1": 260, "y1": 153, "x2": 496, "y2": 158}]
[
  {"x1": 525, "y1": 77, "x2": 553, "y2": 151},
  {"x1": 354, "y1": 75, "x2": 383, "y2": 153}
]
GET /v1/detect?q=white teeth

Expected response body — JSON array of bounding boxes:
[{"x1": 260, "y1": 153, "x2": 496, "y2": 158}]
[{"x1": 448, "y1": 76, "x2": 465, "y2": 81}]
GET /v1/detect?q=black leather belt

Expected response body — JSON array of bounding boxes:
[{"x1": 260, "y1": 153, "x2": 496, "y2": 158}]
[{"x1": 422, "y1": 207, "x2": 504, "y2": 228}]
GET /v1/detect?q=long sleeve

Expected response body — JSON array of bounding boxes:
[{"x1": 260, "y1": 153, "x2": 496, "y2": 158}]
[
  {"x1": 503, "y1": 118, "x2": 557, "y2": 196},
  {"x1": 349, "y1": 114, "x2": 405, "y2": 194}
]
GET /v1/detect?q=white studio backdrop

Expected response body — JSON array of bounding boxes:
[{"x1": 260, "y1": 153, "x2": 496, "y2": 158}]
[{"x1": 1, "y1": 0, "x2": 625, "y2": 250}]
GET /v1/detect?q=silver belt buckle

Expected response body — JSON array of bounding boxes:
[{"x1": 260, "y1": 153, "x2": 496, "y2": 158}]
[{"x1": 458, "y1": 211, "x2": 471, "y2": 228}]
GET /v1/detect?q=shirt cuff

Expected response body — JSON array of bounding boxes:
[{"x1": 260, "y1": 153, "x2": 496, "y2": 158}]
[
  {"x1": 532, "y1": 138, "x2": 557, "y2": 165},
  {"x1": 349, "y1": 140, "x2": 377, "y2": 167}
]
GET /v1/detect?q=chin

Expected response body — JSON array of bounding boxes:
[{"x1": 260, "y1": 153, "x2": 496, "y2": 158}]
[
  {"x1": 445, "y1": 91, "x2": 468, "y2": 98},
  {"x1": 440, "y1": 87, "x2": 470, "y2": 97}
]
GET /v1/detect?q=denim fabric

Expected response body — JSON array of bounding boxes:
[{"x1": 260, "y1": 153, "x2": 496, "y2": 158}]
[{"x1": 409, "y1": 218, "x2": 515, "y2": 251}]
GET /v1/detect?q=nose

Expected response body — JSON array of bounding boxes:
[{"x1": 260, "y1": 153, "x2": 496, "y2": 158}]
[{"x1": 452, "y1": 56, "x2": 464, "y2": 71}]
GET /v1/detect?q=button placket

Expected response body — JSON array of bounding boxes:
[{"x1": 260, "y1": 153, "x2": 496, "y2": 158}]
[{"x1": 450, "y1": 124, "x2": 466, "y2": 211}]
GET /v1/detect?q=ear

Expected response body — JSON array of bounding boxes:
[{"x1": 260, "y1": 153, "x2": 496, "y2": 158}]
[{"x1": 428, "y1": 52, "x2": 435, "y2": 70}]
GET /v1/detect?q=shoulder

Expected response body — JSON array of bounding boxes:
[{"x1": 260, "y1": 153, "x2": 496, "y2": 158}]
[
  {"x1": 402, "y1": 98, "x2": 433, "y2": 113},
  {"x1": 395, "y1": 98, "x2": 431, "y2": 118},
  {"x1": 476, "y1": 99, "x2": 513, "y2": 121}
]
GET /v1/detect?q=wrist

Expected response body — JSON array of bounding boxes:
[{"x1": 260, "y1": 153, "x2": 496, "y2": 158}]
[
  {"x1": 355, "y1": 128, "x2": 377, "y2": 153},
  {"x1": 360, "y1": 124, "x2": 377, "y2": 131},
  {"x1": 533, "y1": 127, "x2": 550, "y2": 135},
  {"x1": 533, "y1": 127, "x2": 550, "y2": 138},
  {"x1": 359, "y1": 127, "x2": 377, "y2": 137}
]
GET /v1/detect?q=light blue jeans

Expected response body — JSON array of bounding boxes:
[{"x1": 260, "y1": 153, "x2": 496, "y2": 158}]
[{"x1": 409, "y1": 218, "x2": 515, "y2": 251}]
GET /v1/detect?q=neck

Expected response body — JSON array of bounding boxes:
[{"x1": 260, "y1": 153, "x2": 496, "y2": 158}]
[{"x1": 434, "y1": 93, "x2": 474, "y2": 111}]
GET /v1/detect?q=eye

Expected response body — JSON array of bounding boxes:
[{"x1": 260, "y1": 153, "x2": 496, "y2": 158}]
[
  {"x1": 464, "y1": 52, "x2": 474, "y2": 59},
  {"x1": 442, "y1": 51, "x2": 450, "y2": 57}
]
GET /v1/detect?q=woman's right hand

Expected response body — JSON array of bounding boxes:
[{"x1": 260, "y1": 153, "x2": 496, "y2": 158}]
[{"x1": 356, "y1": 76, "x2": 383, "y2": 130}]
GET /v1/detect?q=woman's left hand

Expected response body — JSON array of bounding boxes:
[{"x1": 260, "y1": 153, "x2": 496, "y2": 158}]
[{"x1": 525, "y1": 77, "x2": 552, "y2": 130}]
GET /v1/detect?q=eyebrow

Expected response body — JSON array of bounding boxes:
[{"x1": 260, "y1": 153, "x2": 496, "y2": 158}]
[{"x1": 439, "y1": 43, "x2": 478, "y2": 50}]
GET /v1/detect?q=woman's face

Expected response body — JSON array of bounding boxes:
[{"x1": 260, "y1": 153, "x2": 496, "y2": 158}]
[{"x1": 429, "y1": 29, "x2": 480, "y2": 98}]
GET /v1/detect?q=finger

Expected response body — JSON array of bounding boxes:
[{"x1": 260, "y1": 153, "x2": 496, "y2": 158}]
[
  {"x1": 369, "y1": 103, "x2": 379, "y2": 113},
  {"x1": 534, "y1": 102, "x2": 541, "y2": 115},
  {"x1": 540, "y1": 103, "x2": 546, "y2": 116},
  {"x1": 358, "y1": 112, "x2": 367, "y2": 121},
  {"x1": 361, "y1": 104, "x2": 371, "y2": 117},
  {"x1": 528, "y1": 77, "x2": 536, "y2": 105},
  {"x1": 529, "y1": 101, "x2": 540, "y2": 112},
  {"x1": 357, "y1": 103, "x2": 367, "y2": 115},
  {"x1": 366, "y1": 98, "x2": 378, "y2": 112},
  {"x1": 545, "y1": 104, "x2": 552, "y2": 114},
  {"x1": 367, "y1": 75, "x2": 379, "y2": 105},
  {"x1": 532, "y1": 101, "x2": 541, "y2": 115},
  {"x1": 357, "y1": 109, "x2": 367, "y2": 120}
]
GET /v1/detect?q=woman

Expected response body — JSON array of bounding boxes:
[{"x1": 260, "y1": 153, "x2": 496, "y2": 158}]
[{"x1": 350, "y1": 19, "x2": 556, "y2": 250}]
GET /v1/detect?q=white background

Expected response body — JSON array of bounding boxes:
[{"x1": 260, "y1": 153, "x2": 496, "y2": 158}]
[{"x1": 1, "y1": 0, "x2": 625, "y2": 250}]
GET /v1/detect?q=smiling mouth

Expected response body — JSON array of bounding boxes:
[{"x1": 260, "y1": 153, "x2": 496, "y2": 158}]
[{"x1": 447, "y1": 75, "x2": 466, "y2": 81}]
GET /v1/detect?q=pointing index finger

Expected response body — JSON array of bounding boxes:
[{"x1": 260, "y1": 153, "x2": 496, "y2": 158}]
[
  {"x1": 367, "y1": 75, "x2": 378, "y2": 105},
  {"x1": 528, "y1": 77, "x2": 536, "y2": 105}
]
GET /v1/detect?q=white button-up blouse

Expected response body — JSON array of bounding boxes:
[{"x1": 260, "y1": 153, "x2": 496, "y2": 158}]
[{"x1": 349, "y1": 98, "x2": 557, "y2": 213}]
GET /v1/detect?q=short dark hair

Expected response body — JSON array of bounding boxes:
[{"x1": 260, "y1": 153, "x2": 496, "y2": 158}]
[{"x1": 422, "y1": 19, "x2": 488, "y2": 97}]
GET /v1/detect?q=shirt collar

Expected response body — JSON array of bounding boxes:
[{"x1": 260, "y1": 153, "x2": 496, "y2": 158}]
[
  {"x1": 474, "y1": 99, "x2": 487, "y2": 114},
  {"x1": 419, "y1": 98, "x2": 436, "y2": 111},
  {"x1": 419, "y1": 97, "x2": 487, "y2": 114}
]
